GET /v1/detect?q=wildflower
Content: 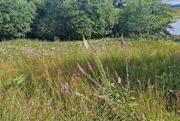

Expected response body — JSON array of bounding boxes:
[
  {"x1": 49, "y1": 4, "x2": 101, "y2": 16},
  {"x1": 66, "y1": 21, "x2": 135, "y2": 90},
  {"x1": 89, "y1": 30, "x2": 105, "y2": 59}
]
[
  {"x1": 97, "y1": 94, "x2": 106, "y2": 101},
  {"x1": 88, "y1": 42, "x2": 97, "y2": 54},
  {"x1": 62, "y1": 82, "x2": 69, "y2": 93},
  {"x1": 77, "y1": 63, "x2": 83, "y2": 73},
  {"x1": 87, "y1": 62, "x2": 92, "y2": 71},
  {"x1": 120, "y1": 39, "x2": 126, "y2": 48},
  {"x1": 126, "y1": 81, "x2": 130, "y2": 89},
  {"x1": 97, "y1": 95, "x2": 102, "y2": 101},
  {"x1": 119, "y1": 34, "x2": 126, "y2": 48},
  {"x1": 178, "y1": 54, "x2": 180, "y2": 60}
]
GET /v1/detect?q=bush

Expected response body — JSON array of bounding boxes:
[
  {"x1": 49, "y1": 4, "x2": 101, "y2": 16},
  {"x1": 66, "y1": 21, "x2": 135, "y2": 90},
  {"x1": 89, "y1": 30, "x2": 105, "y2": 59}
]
[{"x1": 0, "y1": 0, "x2": 36, "y2": 40}]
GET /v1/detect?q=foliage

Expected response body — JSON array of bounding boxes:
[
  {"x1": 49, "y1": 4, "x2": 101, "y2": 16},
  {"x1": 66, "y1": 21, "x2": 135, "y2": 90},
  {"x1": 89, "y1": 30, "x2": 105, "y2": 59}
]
[
  {"x1": 113, "y1": 0, "x2": 126, "y2": 8},
  {"x1": 114, "y1": 0, "x2": 172, "y2": 36},
  {"x1": 0, "y1": 0, "x2": 36, "y2": 40},
  {"x1": 0, "y1": 0, "x2": 173, "y2": 40},
  {"x1": 31, "y1": 0, "x2": 118, "y2": 40},
  {"x1": 0, "y1": 75, "x2": 25, "y2": 89}
]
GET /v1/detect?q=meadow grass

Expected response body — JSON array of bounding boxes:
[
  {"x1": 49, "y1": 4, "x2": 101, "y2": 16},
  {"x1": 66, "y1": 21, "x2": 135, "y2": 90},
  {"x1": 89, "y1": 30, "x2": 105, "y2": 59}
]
[{"x1": 0, "y1": 39, "x2": 180, "y2": 120}]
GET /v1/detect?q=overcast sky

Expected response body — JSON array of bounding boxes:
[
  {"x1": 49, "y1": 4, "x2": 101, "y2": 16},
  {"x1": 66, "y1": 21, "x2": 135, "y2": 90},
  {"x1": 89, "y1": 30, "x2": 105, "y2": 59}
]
[{"x1": 162, "y1": 0, "x2": 180, "y2": 5}]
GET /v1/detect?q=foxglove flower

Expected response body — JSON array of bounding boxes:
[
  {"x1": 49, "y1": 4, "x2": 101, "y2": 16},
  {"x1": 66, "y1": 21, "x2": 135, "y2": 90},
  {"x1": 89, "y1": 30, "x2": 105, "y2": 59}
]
[
  {"x1": 88, "y1": 42, "x2": 97, "y2": 54},
  {"x1": 77, "y1": 63, "x2": 83, "y2": 73},
  {"x1": 126, "y1": 81, "x2": 130, "y2": 89},
  {"x1": 62, "y1": 83, "x2": 69, "y2": 93},
  {"x1": 87, "y1": 62, "x2": 92, "y2": 71},
  {"x1": 97, "y1": 95, "x2": 102, "y2": 101},
  {"x1": 97, "y1": 94, "x2": 106, "y2": 101},
  {"x1": 120, "y1": 39, "x2": 126, "y2": 48}
]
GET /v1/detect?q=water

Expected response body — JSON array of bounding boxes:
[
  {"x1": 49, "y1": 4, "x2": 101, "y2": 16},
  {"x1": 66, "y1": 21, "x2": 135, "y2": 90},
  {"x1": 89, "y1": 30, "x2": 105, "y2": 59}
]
[
  {"x1": 162, "y1": 1, "x2": 180, "y2": 35},
  {"x1": 168, "y1": 19, "x2": 180, "y2": 35}
]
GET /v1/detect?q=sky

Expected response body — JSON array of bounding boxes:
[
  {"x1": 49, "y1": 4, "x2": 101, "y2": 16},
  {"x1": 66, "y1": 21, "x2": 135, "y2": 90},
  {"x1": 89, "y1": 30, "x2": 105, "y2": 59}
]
[{"x1": 162, "y1": 0, "x2": 180, "y2": 5}]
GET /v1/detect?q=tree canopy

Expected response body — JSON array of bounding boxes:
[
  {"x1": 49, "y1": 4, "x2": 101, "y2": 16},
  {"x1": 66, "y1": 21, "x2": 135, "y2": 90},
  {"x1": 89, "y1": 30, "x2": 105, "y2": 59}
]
[
  {"x1": 31, "y1": 0, "x2": 118, "y2": 40},
  {"x1": 0, "y1": 0, "x2": 36, "y2": 40},
  {"x1": 0, "y1": 0, "x2": 172, "y2": 40},
  {"x1": 114, "y1": 0, "x2": 172, "y2": 36}
]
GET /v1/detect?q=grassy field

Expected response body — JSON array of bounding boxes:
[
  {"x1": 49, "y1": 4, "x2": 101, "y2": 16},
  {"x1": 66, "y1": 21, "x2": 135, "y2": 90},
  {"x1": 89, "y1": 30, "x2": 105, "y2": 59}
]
[
  {"x1": 172, "y1": 8, "x2": 180, "y2": 19},
  {"x1": 0, "y1": 39, "x2": 180, "y2": 120}
]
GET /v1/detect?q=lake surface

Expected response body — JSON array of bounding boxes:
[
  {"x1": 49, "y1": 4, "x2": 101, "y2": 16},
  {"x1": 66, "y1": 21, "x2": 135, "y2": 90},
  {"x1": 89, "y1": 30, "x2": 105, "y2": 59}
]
[{"x1": 168, "y1": 19, "x2": 180, "y2": 35}]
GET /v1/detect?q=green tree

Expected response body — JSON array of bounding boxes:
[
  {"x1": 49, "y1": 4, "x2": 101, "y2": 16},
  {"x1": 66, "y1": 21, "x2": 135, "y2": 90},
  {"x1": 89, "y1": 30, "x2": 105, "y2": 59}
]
[
  {"x1": 125, "y1": 0, "x2": 152, "y2": 35},
  {"x1": 0, "y1": 0, "x2": 36, "y2": 40},
  {"x1": 31, "y1": 0, "x2": 89, "y2": 40},
  {"x1": 148, "y1": 0, "x2": 172, "y2": 34},
  {"x1": 115, "y1": 0, "x2": 172, "y2": 36},
  {"x1": 32, "y1": 0, "x2": 117, "y2": 40},
  {"x1": 90, "y1": 0, "x2": 118, "y2": 37}
]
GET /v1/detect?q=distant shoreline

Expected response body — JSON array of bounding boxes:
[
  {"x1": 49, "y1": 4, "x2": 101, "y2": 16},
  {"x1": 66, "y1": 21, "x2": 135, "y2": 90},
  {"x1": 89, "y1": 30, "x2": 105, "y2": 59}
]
[
  {"x1": 172, "y1": 8, "x2": 180, "y2": 19},
  {"x1": 171, "y1": 4, "x2": 180, "y2": 8}
]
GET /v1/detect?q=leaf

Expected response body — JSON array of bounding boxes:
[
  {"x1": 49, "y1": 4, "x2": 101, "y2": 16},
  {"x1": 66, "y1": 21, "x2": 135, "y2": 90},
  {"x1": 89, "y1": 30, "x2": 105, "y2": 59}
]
[
  {"x1": 16, "y1": 75, "x2": 25, "y2": 85},
  {"x1": 2, "y1": 75, "x2": 25, "y2": 88}
]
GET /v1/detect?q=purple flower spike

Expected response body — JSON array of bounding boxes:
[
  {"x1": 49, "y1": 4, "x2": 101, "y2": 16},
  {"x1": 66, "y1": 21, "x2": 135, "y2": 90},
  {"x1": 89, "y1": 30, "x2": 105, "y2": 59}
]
[
  {"x1": 88, "y1": 42, "x2": 97, "y2": 54},
  {"x1": 97, "y1": 94, "x2": 106, "y2": 101},
  {"x1": 126, "y1": 81, "x2": 130, "y2": 89},
  {"x1": 87, "y1": 62, "x2": 92, "y2": 71},
  {"x1": 178, "y1": 54, "x2": 180, "y2": 60},
  {"x1": 120, "y1": 40, "x2": 126, "y2": 48},
  {"x1": 77, "y1": 63, "x2": 83, "y2": 73},
  {"x1": 97, "y1": 95, "x2": 102, "y2": 101},
  {"x1": 62, "y1": 83, "x2": 69, "y2": 93}
]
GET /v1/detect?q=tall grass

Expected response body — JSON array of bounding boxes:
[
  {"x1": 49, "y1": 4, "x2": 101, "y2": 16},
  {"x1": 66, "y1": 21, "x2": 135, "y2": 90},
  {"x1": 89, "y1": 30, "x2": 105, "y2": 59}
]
[{"x1": 0, "y1": 39, "x2": 180, "y2": 120}]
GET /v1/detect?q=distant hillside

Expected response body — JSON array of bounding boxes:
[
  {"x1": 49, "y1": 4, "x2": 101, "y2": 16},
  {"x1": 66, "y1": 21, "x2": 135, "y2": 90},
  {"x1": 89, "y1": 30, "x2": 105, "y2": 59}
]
[
  {"x1": 172, "y1": 4, "x2": 180, "y2": 8},
  {"x1": 172, "y1": 8, "x2": 180, "y2": 19}
]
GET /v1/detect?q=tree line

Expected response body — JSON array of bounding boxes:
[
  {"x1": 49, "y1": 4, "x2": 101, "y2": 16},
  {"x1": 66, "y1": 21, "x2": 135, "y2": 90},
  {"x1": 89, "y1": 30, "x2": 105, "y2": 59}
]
[{"x1": 0, "y1": 0, "x2": 172, "y2": 40}]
